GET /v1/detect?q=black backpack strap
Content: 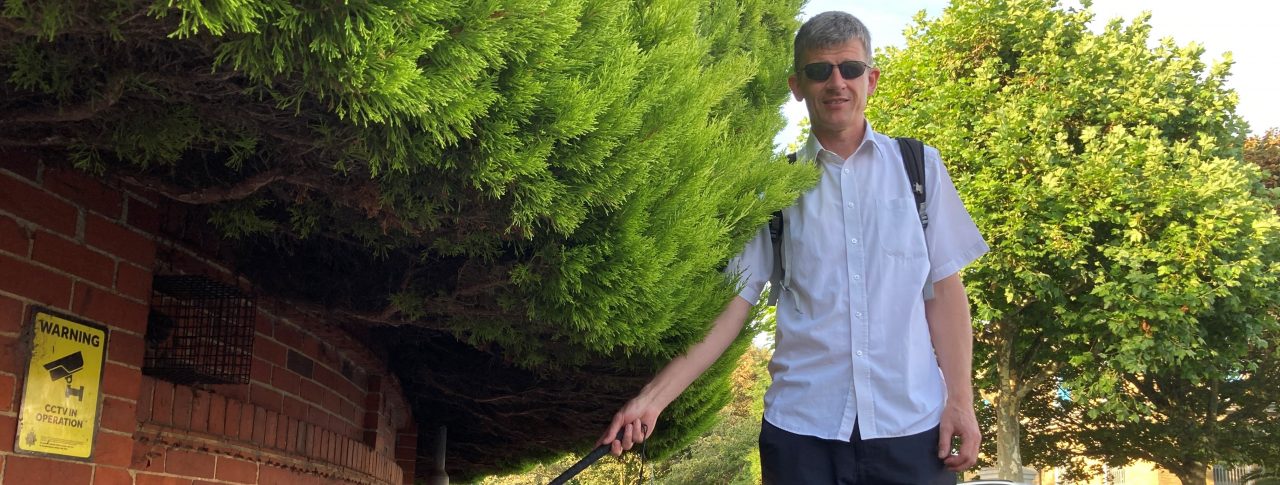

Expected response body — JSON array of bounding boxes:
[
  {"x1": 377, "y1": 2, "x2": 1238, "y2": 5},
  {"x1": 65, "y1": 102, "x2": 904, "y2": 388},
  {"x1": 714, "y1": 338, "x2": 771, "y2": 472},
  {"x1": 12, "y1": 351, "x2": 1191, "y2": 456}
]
[
  {"x1": 767, "y1": 152, "x2": 797, "y2": 306},
  {"x1": 896, "y1": 137, "x2": 935, "y2": 300},
  {"x1": 896, "y1": 137, "x2": 928, "y2": 230}
]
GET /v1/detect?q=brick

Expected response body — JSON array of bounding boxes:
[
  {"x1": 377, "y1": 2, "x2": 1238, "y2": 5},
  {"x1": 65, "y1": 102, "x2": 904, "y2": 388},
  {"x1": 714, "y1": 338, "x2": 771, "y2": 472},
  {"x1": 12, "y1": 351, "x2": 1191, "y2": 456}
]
[
  {"x1": 130, "y1": 441, "x2": 164, "y2": 472},
  {"x1": 238, "y1": 401, "x2": 255, "y2": 440},
  {"x1": 172, "y1": 384, "x2": 193, "y2": 429},
  {"x1": 101, "y1": 362, "x2": 142, "y2": 401},
  {"x1": 301, "y1": 337, "x2": 323, "y2": 363},
  {"x1": 93, "y1": 466, "x2": 133, "y2": 485},
  {"x1": 286, "y1": 419, "x2": 300, "y2": 452},
  {"x1": 275, "y1": 412, "x2": 289, "y2": 449},
  {"x1": 273, "y1": 322, "x2": 304, "y2": 349},
  {"x1": 300, "y1": 422, "x2": 315, "y2": 456},
  {"x1": 93, "y1": 431, "x2": 135, "y2": 467},
  {"x1": 70, "y1": 282, "x2": 148, "y2": 333},
  {"x1": 223, "y1": 398, "x2": 242, "y2": 440},
  {"x1": 164, "y1": 248, "x2": 227, "y2": 279},
  {"x1": 307, "y1": 426, "x2": 320, "y2": 457},
  {"x1": 251, "y1": 407, "x2": 267, "y2": 444},
  {"x1": 165, "y1": 448, "x2": 215, "y2": 478},
  {"x1": 0, "y1": 253, "x2": 73, "y2": 308},
  {"x1": 100, "y1": 396, "x2": 136, "y2": 433},
  {"x1": 248, "y1": 383, "x2": 281, "y2": 412},
  {"x1": 43, "y1": 166, "x2": 124, "y2": 218},
  {"x1": 258, "y1": 465, "x2": 296, "y2": 484},
  {"x1": 249, "y1": 357, "x2": 271, "y2": 383},
  {"x1": 306, "y1": 404, "x2": 328, "y2": 428},
  {"x1": 300, "y1": 377, "x2": 325, "y2": 403},
  {"x1": 125, "y1": 196, "x2": 161, "y2": 235},
  {"x1": 0, "y1": 149, "x2": 41, "y2": 181},
  {"x1": 253, "y1": 313, "x2": 273, "y2": 337},
  {"x1": 254, "y1": 338, "x2": 286, "y2": 367},
  {"x1": 191, "y1": 389, "x2": 212, "y2": 433},
  {"x1": 207, "y1": 382, "x2": 247, "y2": 403},
  {"x1": 0, "y1": 373, "x2": 14, "y2": 412},
  {"x1": 0, "y1": 333, "x2": 21, "y2": 375},
  {"x1": 6, "y1": 455, "x2": 93, "y2": 484},
  {"x1": 0, "y1": 170, "x2": 78, "y2": 235},
  {"x1": 115, "y1": 261, "x2": 151, "y2": 301},
  {"x1": 322, "y1": 387, "x2": 343, "y2": 415},
  {"x1": 107, "y1": 330, "x2": 144, "y2": 368},
  {"x1": 263, "y1": 410, "x2": 279, "y2": 448},
  {"x1": 31, "y1": 231, "x2": 115, "y2": 287},
  {"x1": 271, "y1": 364, "x2": 302, "y2": 395},
  {"x1": 208, "y1": 393, "x2": 226, "y2": 435},
  {"x1": 86, "y1": 213, "x2": 156, "y2": 267},
  {"x1": 151, "y1": 379, "x2": 175, "y2": 425},
  {"x1": 0, "y1": 293, "x2": 23, "y2": 334},
  {"x1": 136, "y1": 377, "x2": 155, "y2": 422},
  {"x1": 0, "y1": 414, "x2": 15, "y2": 452},
  {"x1": 285, "y1": 349, "x2": 314, "y2": 379},
  {"x1": 0, "y1": 214, "x2": 30, "y2": 256},
  {"x1": 215, "y1": 455, "x2": 258, "y2": 483},
  {"x1": 135, "y1": 473, "x2": 192, "y2": 485},
  {"x1": 283, "y1": 396, "x2": 306, "y2": 421}
]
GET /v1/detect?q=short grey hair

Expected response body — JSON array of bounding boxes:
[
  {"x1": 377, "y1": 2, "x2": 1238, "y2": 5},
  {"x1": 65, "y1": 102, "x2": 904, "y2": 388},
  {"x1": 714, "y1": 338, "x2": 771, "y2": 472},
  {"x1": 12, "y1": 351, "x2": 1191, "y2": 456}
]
[{"x1": 793, "y1": 11, "x2": 873, "y2": 72}]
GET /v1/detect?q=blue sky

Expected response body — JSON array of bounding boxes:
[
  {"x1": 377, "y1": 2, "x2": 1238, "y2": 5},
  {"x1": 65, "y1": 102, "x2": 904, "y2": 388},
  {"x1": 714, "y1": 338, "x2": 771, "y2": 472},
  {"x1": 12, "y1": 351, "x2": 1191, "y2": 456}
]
[{"x1": 775, "y1": 0, "x2": 1278, "y2": 148}]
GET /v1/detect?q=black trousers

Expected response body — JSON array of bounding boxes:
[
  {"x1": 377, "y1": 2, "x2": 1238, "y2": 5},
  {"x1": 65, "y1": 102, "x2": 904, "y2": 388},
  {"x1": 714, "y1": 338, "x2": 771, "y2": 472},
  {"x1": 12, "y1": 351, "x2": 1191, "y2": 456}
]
[{"x1": 759, "y1": 418, "x2": 955, "y2": 485}]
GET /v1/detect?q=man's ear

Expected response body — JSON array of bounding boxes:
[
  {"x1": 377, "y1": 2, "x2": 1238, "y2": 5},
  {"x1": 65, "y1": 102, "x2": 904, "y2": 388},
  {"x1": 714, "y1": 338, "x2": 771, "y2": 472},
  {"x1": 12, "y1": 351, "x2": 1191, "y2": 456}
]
[
  {"x1": 867, "y1": 67, "x2": 880, "y2": 97},
  {"x1": 788, "y1": 73, "x2": 803, "y2": 101}
]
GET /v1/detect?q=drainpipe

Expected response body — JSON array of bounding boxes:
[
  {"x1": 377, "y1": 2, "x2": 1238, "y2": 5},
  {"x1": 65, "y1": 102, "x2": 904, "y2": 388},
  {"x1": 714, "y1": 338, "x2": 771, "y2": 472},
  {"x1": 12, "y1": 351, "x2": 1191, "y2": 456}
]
[{"x1": 423, "y1": 426, "x2": 449, "y2": 485}]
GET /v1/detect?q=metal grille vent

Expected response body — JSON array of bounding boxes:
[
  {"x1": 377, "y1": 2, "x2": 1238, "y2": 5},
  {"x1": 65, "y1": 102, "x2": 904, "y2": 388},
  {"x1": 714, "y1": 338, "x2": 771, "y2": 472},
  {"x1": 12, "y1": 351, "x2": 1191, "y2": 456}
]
[{"x1": 144, "y1": 275, "x2": 256, "y2": 385}]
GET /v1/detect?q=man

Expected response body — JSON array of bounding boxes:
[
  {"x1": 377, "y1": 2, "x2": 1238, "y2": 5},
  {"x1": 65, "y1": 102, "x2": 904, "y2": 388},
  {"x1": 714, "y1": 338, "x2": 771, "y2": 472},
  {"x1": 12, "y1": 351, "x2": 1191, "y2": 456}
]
[{"x1": 599, "y1": 11, "x2": 987, "y2": 484}]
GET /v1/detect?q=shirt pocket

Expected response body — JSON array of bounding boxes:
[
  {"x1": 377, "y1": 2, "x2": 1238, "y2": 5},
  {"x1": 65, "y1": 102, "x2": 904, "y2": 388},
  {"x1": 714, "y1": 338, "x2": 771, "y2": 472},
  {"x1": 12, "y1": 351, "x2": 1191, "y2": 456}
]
[{"x1": 876, "y1": 197, "x2": 927, "y2": 260}]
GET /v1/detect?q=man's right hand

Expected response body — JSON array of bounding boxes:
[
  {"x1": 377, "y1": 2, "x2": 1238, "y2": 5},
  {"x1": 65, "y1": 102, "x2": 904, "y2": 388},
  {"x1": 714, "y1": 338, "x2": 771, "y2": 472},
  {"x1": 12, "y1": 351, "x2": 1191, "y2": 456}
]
[
  {"x1": 596, "y1": 297, "x2": 754, "y2": 456},
  {"x1": 598, "y1": 395, "x2": 662, "y2": 456}
]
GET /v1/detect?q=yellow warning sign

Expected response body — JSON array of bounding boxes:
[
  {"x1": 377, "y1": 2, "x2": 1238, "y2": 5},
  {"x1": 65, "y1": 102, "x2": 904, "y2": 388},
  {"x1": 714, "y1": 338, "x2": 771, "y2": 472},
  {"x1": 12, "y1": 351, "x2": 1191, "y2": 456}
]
[{"x1": 16, "y1": 308, "x2": 109, "y2": 460}]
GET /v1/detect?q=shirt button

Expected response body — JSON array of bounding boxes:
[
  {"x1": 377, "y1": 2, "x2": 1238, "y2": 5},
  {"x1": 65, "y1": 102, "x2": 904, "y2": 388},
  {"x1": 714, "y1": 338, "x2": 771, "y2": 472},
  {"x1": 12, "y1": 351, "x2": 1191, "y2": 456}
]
[
  {"x1": 846, "y1": 202, "x2": 855, "y2": 209},
  {"x1": 850, "y1": 238, "x2": 858, "y2": 244},
  {"x1": 852, "y1": 274, "x2": 861, "y2": 281},
  {"x1": 855, "y1": 312, "x2": 864, "y2": 318},
  {"x1": 842, "y1": 168, "x2": 850, "y2": 174},
  {"x1": 856, "y1": 350, "x2": 864, "y2": 356}
]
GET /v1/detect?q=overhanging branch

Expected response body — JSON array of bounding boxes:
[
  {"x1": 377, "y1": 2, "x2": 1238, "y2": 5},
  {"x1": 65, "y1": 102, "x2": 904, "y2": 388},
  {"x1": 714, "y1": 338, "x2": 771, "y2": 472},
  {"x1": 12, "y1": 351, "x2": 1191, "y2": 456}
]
[
  {"x1": 1, "y1": 73, "x2": 127, "y2": 124},
  {"x1": 119, "y1": 169, "x2": 322, "y2": 204}
]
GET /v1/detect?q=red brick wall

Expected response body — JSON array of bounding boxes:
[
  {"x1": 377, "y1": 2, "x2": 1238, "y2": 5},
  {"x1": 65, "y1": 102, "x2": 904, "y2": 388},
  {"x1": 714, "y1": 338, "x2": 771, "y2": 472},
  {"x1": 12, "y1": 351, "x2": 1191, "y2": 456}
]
[{"x1": 0, "y1": 151, "x2": 417, "y2": 485}]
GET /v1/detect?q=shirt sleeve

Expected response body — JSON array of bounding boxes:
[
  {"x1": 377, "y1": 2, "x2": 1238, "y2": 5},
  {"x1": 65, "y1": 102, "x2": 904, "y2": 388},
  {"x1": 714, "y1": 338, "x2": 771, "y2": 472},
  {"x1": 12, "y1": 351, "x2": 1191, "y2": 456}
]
[
  {"x1": 724, "y1": 224, "x2": 774, "y2": 304},
  {"x1": 923, "y1": 146, "x2": 989, "y2": 282}
]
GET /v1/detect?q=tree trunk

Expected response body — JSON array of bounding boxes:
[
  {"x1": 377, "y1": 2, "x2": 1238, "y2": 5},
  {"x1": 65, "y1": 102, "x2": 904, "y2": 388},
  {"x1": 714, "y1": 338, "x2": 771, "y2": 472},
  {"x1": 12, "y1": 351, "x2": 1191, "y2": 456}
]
[
  {"x1": 994, "y1": 391, "x2": 1023, "y2": 481},
  {"x1": 993, "y1": 319, "x2": 1025, "y2": 481},
  {"x1": 1172, "y1": 464, "x2": 1207, "y2": 485}
]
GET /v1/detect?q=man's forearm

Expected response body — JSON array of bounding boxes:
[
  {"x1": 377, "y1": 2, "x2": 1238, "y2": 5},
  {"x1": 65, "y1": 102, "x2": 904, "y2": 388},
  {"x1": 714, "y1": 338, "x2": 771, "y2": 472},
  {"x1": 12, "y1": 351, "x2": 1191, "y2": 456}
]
[
  {"x1": 925, "y1": 273, "x2": 975, "y2": 403},
  {"x1": 635, "y1": 296, "x2": 754, "y2": 410}
]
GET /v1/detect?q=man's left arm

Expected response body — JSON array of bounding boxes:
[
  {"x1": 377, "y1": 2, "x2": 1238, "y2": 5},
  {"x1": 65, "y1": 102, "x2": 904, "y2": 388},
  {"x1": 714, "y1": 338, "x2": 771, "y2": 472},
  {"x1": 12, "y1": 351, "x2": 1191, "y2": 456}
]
[{"x1": 925, "y1": 272, "x2": 980, "y2": 471}]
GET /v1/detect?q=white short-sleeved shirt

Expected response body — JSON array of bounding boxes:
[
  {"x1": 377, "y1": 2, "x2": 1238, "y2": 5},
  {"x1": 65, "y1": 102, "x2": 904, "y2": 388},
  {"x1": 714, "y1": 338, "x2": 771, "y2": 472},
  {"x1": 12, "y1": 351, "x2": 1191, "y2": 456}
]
[{"x1": 726, "y1": 123, "x2": 988, "y2": 441}]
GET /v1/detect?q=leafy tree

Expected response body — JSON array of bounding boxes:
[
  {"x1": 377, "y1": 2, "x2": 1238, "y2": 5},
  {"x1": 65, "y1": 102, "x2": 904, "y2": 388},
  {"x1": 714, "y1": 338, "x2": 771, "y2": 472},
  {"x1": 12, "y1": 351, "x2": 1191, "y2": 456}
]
[
  {"x1": 869, "y1": 0, "x2": 1280, "y2": 482},
  {"x1": 0, "y1": 0, "x2": 813, "y2": 478},
  {"x1": 1246, "y1": 129, "x2": 1280, "y2": 190}
]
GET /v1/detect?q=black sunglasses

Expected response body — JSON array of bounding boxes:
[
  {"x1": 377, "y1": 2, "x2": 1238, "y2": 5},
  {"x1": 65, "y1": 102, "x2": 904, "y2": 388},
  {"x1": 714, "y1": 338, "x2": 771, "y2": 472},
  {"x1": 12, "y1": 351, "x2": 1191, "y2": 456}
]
[{"x1": 801, "y1": 61, "x2": 871, "y2": 82}]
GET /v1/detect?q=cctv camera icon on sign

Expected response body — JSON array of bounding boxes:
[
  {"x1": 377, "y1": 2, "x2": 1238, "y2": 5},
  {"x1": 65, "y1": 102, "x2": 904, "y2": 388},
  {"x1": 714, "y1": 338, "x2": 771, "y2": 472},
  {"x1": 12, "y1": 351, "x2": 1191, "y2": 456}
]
[{"x1": 43, "y1": 351, "x2": 86, "y2": 402}]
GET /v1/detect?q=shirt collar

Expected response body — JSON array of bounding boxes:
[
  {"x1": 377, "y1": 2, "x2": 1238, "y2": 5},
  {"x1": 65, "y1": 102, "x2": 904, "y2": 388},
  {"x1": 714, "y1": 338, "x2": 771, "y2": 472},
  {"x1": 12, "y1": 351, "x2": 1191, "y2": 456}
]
[{"x1": 799, "y1": 120, "x2": 882, "y2": 165}]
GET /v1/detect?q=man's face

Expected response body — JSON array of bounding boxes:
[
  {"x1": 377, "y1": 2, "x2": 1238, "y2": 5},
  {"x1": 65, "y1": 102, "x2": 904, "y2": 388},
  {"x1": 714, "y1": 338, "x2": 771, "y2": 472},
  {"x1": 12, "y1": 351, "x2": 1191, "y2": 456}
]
[{"x1": 788, "y1": 39, "x2": 879, "y2": 138}]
